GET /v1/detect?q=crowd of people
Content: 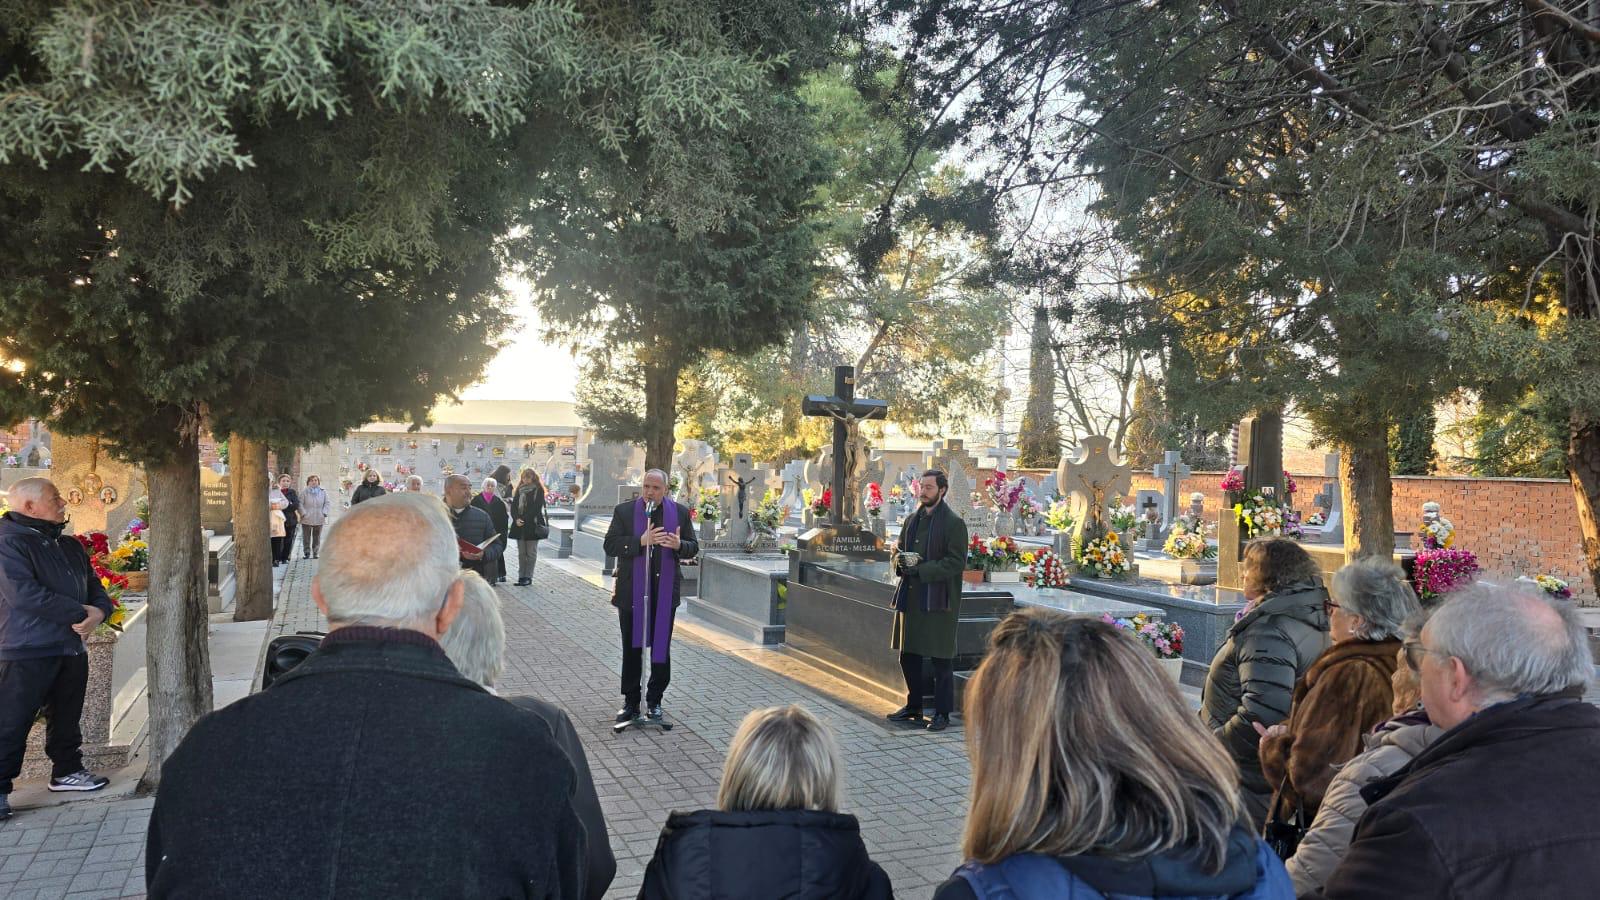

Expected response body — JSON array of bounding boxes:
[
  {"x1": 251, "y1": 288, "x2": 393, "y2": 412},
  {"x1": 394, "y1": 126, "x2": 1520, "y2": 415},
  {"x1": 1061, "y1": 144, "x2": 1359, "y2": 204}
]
[{"x1": 1, "y1": 467, "x2": 1590, "y2": 897}]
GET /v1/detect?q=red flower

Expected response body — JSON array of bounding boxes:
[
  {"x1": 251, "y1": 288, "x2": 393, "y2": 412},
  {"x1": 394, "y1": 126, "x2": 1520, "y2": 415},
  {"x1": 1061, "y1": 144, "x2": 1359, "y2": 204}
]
[{"x1": 89, "y1": 532, "x2": 110, "y2": 555}]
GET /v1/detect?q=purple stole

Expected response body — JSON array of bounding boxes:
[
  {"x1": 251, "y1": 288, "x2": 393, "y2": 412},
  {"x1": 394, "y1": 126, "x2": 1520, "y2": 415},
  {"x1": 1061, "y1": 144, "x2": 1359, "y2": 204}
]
[{"x1": 631, "y1": 498, "x2": 679, "y2": 664}]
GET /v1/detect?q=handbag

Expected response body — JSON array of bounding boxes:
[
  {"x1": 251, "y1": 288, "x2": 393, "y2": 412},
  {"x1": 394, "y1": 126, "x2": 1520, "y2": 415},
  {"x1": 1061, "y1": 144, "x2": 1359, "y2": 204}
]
[{"x1": 1262, "y1": 774, "x2": 1308, "y2": 860}]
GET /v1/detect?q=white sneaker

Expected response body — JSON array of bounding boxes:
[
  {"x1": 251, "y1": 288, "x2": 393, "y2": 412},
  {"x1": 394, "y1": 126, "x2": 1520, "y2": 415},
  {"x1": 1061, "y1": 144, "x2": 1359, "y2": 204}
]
[{"x1": 48, "y1": 770, "x2": 109, "y2": 792}]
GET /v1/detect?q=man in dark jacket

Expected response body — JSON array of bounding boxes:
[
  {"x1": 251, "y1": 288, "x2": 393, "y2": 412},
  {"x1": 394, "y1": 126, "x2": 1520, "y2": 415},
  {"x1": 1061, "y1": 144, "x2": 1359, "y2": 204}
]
[
  {"x1": 471, "y1": 476, "x2": 511, "y2": 584},
  {"x1": 444, "y1": 473, "x2": 503, "y2": 580},
  {"x1": 887, "y1": 469, "x2": 968, "y2": 732},
  {"x1": 0, "y1": 478, "x2": 116, "y2": 819},
  {"x1": 1314, "y1": 586, "x2": 1600, "y2": 899},
  {"x1": 145, "y1": 493, "x2": 591, "y2": 899},
  {"x1": 602, "y1": 469, "x2": 698, "y2": 723}
]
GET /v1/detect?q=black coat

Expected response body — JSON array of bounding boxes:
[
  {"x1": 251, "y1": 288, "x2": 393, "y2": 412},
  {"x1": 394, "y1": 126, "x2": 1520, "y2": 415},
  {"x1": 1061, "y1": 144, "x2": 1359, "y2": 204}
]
[
  {"x1": 450, "y1": 504, "x2": 504, "y2": 579},
  {"x1": 351, "y1": 481, "x2": 386, "y2": 504},
  {"x1": 146, "y1": 628, "x2": 591, "y2": 899},
  {"x1": 603, "y1": 499, "x2": 698, "y2": 610},
  {"x1": 0, "y1": 513, "x2": 116, "y2": 660},
  {"x1": 280, "y1": 487, "x2": 301, "y2": 529},
  {"x1": 472, "y1": 492, "x2": 511, "y2": 549},
  {"x1": 504, "y1": 695, "x2": 615, "y2": 900},
  {"x1": 1314, "y1": 691, "x2": 1600, "y2": 899},
  {"x1": 508, "y1": 485, "x2": 548, "y2": 541},
  {"x1": 640, "y1": 809, "x2": 893, "y2": 900}
]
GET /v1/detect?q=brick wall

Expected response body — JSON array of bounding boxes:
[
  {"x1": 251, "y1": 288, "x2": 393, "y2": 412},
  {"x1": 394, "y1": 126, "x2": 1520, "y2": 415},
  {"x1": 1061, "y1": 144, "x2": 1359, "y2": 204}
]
[{"x1": 1007, "y1": 467, "x2": 1594, "y2": 603}]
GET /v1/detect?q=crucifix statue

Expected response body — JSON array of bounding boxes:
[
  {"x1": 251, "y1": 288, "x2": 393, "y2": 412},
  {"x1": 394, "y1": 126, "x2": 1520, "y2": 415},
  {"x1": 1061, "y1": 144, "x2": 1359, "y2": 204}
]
[
  {"x1": 801, "y1": 365, "x2": 887, "y2": 524},
  {"x1": 730, "y1": 473, "x2": 758, "y2": 518}
]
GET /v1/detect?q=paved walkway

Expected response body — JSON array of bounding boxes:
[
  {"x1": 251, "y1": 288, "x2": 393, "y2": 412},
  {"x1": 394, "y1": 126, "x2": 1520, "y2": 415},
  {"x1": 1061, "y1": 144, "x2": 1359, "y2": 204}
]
[{"x1": 0, "y1": 550, "x2": 972, "y2": 899}]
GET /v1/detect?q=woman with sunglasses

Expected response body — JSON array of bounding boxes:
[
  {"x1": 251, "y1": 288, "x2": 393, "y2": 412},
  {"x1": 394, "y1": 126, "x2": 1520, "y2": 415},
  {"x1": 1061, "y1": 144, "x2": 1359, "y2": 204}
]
[{"x1": 1281, "y1": 607, "x2": 1441, "y2": 896}]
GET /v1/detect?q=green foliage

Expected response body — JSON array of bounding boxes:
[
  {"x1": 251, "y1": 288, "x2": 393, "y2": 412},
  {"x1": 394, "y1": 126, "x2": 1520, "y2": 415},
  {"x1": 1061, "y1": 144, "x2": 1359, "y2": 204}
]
[
  {"x1": 1454, "y1": 393, "x2": 1568, "y2": 479},
  {"x1": 1017, "y1": 304, "x2": 1061, "y2": 469},
  {"x1": 1389, "y1": 407, "x2": 1438, "y2": 476},
  {"x1": 1121, "y1": 373, "x2": 1165, "y2": 469}
]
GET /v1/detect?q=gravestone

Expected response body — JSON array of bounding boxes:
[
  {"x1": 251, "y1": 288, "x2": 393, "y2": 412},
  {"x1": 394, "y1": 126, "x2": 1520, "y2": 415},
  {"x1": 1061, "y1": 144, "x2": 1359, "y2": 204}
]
[
  {"x1": 1135, "y1": 489, "x2": 1165, "y2": 551},
  {"x1": 200, "y1": 467, "x2": 233, "y2": 535},
  {"x1": 927, "y1": 439, "x2": 980, "y2": 522},
  {"x1": 779, "y1": 459, "x2": 808, "y2": 522},
  {"x1": 982, "y1": 429, "x2": 1021, "y2": 474},
  {"x1": 1307, "y1": 452, "x2": 1344, "y2": 543},
  {"x1": 674, "y1": 440, "x2": 718, "y2": 506},
  {"x1": 804, "y1": 446, "x2": 833, "y2": 502},
  {"x1": 53, "y1": 436, "x2": 143, "y2": 538},
  {"x1": 1217, "y1": 412, "x2": 1285, "y2": 593},
  {"x1": 724, "y1": 454, "x2": 763, "y2": 544},
  {"x1": 575, "y1": 442, "x2": 643, "y2": 527},
  {"x1": 1152, "y1": 450, "x2": 1191, "y2": 538},
  {"x1": 1056, "y1": 436, "x2": 1133, "y2": 552}
]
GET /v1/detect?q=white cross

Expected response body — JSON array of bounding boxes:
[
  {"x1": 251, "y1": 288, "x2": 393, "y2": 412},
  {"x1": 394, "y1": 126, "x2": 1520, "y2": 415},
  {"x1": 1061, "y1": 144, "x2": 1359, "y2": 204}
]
[{"x1": 983, "y1": 429, "x2": 1021, "y2": 473}]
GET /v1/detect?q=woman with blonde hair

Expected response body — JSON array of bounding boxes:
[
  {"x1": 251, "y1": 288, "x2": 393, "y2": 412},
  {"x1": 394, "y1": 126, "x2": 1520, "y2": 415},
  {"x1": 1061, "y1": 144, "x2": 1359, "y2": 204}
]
[
  {"x1": 1201, "y1": 537, "x2": 1330, "y2": 826},
  {"x1": 936, "y1": 608, "x2": 1292, "y2": 899},
  {"x1": 640, "y1": 705, "x2": 892, "y2": 899}
]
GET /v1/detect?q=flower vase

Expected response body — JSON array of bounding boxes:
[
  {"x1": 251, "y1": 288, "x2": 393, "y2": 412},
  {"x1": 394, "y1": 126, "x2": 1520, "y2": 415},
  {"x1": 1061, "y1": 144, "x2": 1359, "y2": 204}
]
[
  {"x1": 868, "y1": 514, "x2": 884, "y2": 537},
  {"x1": 1052, "y1": 531, "x2": 1073, "y2": 560},
  {"x1": 698, "y1": 521, "x2": 716, "y2": 544},
  {"x1": 803, "y1": 510, "x2": 814, "y2": 529},
  {"x1": 986, "y1": 566, "x2": 1021, "y2": 584},
  {"x1": 962, "y1": 569, "x2": 986, "y2": 586},
  {"x1": 1157, "y1": 655, "x2": 1185, "y2": 685},
  {"x1": 994, "y1": 513, "x2": 1015, "y2": 538},
  {"x1": 123, "y1": 570, "x2": 149, "y2": 592}
]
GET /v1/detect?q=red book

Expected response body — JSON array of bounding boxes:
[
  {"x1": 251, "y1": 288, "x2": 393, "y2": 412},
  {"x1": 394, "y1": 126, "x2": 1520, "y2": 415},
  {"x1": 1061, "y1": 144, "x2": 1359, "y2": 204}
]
[{"x1": 458, "y1": 535, "x2": 498, "y2": 556}]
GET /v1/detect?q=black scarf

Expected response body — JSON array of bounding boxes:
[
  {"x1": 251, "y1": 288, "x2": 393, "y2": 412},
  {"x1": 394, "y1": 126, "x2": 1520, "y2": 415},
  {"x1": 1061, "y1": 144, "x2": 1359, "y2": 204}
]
[{"x1": 893, "y1": 501, "x2": 949, "y2": 614}]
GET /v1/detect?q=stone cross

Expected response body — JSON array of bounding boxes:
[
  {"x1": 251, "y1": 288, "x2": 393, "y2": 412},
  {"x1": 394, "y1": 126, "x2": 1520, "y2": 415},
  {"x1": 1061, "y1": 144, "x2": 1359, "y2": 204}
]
[
  {"x1": 575, "y1": 441, "x2": 644, "y2": 528},
  {"x1": 779, "y1": 459, "x2": 808, "y2": 521},
  {"x1": 927, "y1": 439, "x2": 979, "y2": 522},
  {"x1": 673, "y1": 440, "x2": 717, "y2": 506},
  {"x1": 801, "y1": 365, "x2": 887, "y2": 524},
  {"x1": 1152, "y1": 450, "x2": 1191, "y2": 532},
  {"x1": 1055, "y1": 436, "x2": 1132, "y2": 549},
  {"x1": 982, "y1": 429, "x2": 1021, "y2": 474},
  {"x1": 1135, "y1": 488, "x2": 1165, "y2": 550}
]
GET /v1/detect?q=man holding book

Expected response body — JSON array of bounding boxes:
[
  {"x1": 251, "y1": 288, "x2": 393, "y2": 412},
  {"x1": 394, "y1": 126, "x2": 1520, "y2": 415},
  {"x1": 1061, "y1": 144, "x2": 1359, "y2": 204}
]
[{"x1": 444, "y1": 474, "x2": 503, "y2": 580}]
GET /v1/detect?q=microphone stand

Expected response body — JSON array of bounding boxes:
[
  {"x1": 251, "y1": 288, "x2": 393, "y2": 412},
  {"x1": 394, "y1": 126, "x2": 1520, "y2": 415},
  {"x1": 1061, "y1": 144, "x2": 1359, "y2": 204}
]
[{"x1": 643, "y1": 500, "x2": 657, "y2": 709}]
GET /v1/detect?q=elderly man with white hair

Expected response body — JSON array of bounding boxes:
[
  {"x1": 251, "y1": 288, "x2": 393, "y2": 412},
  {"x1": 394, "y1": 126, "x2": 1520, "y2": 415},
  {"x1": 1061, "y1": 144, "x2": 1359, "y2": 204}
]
[
  {"x1": 0, "y1": 477, "x2": 116, "y2": 819},
  {"x1": 1314, "y1": 585, "x2": 1600, "y2": 898},
  {"x1": 440, "y1": 573, "x2": 615, "y2": 899},
  {"x1": 145, "y1": 493, "x2": 590, "y2": 898}
]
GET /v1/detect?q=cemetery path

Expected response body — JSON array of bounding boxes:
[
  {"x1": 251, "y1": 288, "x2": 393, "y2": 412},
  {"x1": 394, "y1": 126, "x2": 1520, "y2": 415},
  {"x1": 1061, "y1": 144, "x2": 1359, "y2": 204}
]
[{"x1": 0, "y1": 552, "x2": 971, "y2": 900}]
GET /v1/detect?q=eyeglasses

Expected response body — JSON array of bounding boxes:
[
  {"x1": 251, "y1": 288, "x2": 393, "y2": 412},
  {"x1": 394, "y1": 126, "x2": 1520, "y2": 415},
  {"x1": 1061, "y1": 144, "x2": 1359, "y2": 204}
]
[
  {"x1": 1323, "y1": 598, "x2": 1342, "y2": 615},
  {"x1": 1403, "y1": 639, "x2": 1448, "y2": 672}
]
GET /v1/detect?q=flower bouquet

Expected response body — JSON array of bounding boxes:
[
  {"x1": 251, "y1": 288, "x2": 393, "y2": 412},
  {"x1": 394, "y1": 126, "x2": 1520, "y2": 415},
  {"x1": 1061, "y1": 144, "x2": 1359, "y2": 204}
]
[
  {"x1": 1306, "y1": 511, "x2": 1327, "y2": 527},
  {"x1": 1108, "y1": 504, "x2": 1142, "y2": 539},
  {"x1": 810, "y1": 488, "x2": 832, "y2": 519},
  {"x1": 1077, "y1": 532, "x2": 1131, "y2": 578},
  {"x1": 966, "y1": 533, "x2": 995, "y2": 582},
  {"x1": 1163, "y1": 517, "x2": 1216, "y2": 560},
  {"x1": 866, "y1": 483, "x2": 884, "y2": 518},
  {"x1": 1219, "y1": 469, "x2": 1245, "y2": 493},
  {"x1": 1044, "y1": 500, "x2": 1074, "y2": 533},
  {"x1": 1417, "y1": 516, "x2": 1455, "y2": 550},
  {"x1": 1022, "y1": 548, "x2": 1069, "y2": 588},
  {"x1": 984, "y1": 471, "x2": 1026, "y2": 514},
  {"x1": 1414, "y1": 547, "x2": 1480, "y2": 603},
  {"x1": 1233, "y1": 491, "x2": 1284, "y2": 538},
  {"x1": 985, "y1": 535, "x2": 1024, "y2": 581},
  {"x1": 1104, "y1": 612, "x2": 1184, "y2": 660},
  {"x1": 1533, "y1": 574, "x2": 1573, "y2": 600},
  {"x1": 696, "y1": 491, "x2": 720, "y2": 523},
  {"x1": 1283, "y1": 470, "x2": 1297, "y2": 497},
  {"x1": 751, "y1": 490, "x2": 784, "y2": 538}
]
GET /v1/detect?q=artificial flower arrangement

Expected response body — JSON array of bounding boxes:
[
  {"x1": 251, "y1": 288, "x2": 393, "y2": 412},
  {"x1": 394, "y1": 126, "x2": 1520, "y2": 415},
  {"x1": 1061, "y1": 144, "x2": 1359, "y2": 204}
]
[
  {"x1": 1305, "y1": 511, "x2": 1327, "y2": 527},
  {"x1": 1022, "y1": 548, "x2": 1070, "y2": 588},
  {"x1": 1044, "y1": 499, "x2": 1075, "y2": 533},
  {"x1": 1108, "y1": 503, "x2": 1142, "y2": 538},
  {"x1": 1103, "y1": 613, "x2": 1184, "y2": 660},
  {"x1": 751, "y1": 490, "x2": 784, "y2": 536},
  {"x1": 966, "y1": 534, "x2": 996, "y2": 571},
  {"x1": 1414, "y1": 547, "x2": 1480, "y2": 602},
  {"x1": 1233, "y1": 490, "x2": 1284, "y2": 538},
  {"x1": 984, "y1": 471, "x2": 1027, "y2": 513},
  {"x1": 810, "y1": 488, "x2": 833, "y2": 518},
  {"x1": 73, "y1": 532, "x2": 129, "y2": 636},
  {"x1": 1282, "y1": 508, "x2": 1305, "y2": 540},
  {"x1": 696, "y1": 491, "x2": 720, "y2": 523},
  {"x1": 866, "y1": 483, "x2": 885, "y2": 518},
  {"x1": 1016, "y1": 495, "x2": 1042, "y2": 523},
  {"x1": 1534, "y1": 574, "x2": 1573, "y2": 600},
  {"x1": 986, "y1": 535, "x2": 1023, "y2": 570},
  {"x1": 889, "y1": 484, "x2": 904, "y2": 501},
  {"x1": 109, "y1": 537, "x2": 149, "y2": 572},
  {"x1": 1218, "y1": 468, "x2": 1245, "y2": 492},
  {"x1": 1163, "y1": 516, "x2": 1217, "y2": 560},
  {"x1": 1418, "y1": 516, "x2": 1455, "y2": 550},
  {"x1": 1076, "y1": 531, "x2": 1131, "y2": 578},
  {"x1": 1282, "y1": 470, "x2": 1297, "y2": 497}
]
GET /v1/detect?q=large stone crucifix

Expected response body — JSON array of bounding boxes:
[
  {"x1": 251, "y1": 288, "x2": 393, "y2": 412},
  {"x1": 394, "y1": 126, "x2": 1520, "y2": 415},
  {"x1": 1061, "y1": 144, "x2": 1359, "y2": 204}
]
[
  {"x1": 801, "y1": 365, "x2": 887, "y2": 524},
  {"x1": 1055, "y1": 435, "x2": 1133, "y2": 549}
]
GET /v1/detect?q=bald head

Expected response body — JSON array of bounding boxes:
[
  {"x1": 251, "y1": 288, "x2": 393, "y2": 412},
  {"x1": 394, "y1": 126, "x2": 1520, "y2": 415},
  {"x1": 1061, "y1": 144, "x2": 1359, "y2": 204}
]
[
  {"x1": 443, "y1": 474, "x2": 473, "y2": 510},
  {"x1": 8, "y1": 477, "x2": 65, "y2": 523},
  {"x1": 312, "y1": 493, "x2": 464, "y2": 635}
]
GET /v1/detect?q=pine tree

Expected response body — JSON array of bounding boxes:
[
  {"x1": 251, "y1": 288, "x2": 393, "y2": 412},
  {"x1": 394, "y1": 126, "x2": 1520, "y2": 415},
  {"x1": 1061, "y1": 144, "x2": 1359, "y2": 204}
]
[{"x1": 1018, "y1": 304, "x2": 1063, "y2": 468}]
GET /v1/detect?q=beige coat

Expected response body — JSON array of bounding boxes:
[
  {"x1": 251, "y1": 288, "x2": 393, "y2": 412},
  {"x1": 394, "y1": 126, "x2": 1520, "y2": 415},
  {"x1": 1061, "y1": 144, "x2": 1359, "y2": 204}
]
[{"x1": 1285, "y1": 716, "x2": 1442, "y2": 897}]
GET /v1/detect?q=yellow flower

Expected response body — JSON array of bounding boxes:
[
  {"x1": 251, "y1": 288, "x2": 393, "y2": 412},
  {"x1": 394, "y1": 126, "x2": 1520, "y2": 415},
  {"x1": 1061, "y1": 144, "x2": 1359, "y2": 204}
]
[
  {"x1": 100, "y1": 576, "x2": 110, "y2": 588},
  {"x1": 1106, "y1": 531, "x2": 1119, "y2": 542},
  {"x1": 107, "y1": 606, "x2": 126, "y2": 628}
]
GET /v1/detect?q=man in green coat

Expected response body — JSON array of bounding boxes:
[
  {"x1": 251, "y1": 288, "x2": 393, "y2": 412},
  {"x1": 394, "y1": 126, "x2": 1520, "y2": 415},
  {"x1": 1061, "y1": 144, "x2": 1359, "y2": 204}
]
[{"x1": 887, "y1": 469, "x2": 969, "y2": 732}]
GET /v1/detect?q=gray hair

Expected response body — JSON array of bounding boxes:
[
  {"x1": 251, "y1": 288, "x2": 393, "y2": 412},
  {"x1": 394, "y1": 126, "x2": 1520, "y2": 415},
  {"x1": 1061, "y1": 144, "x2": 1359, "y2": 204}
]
[
  {"x1": 444, "y1": 473, "x2": 472, "y2": 489},
  {"x1": 1426, "y1": 584, "x2": 1593, "y2": 704},
  {"x1": 405, "y1": 475, "x2": 424, "y2": 491},
  {"x1": 1330, "y1": 557, "x2": 1420, "y2": 641},
  {"x1": 315, "y1": 492, "x2": 460, "y2": 629},
  {"x1": 7, "y1": 477, "x2": 53, "y2": 506},
  {"x1": 642, "y1": 468, "x2": 668, "y2": 486},
  {"x1": 438, "y1": 571, "x2": 505, "y2": 687},
  {"x1": 480, "y1": 477, "x2": 498, "y2": 493}
]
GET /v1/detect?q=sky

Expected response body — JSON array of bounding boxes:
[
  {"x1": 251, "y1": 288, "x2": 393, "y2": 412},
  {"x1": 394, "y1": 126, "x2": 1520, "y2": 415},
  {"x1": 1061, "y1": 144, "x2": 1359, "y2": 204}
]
[{"x1": 460, "y1": 276, "x2": 581, "y2": 404}]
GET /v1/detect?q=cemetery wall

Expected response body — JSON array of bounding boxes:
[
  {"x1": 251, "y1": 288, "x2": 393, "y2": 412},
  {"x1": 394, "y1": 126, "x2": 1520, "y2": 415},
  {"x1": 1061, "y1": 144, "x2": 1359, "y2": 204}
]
[{"x1": 1009, "y1": 467, "x2": 1595, "y2": 603}]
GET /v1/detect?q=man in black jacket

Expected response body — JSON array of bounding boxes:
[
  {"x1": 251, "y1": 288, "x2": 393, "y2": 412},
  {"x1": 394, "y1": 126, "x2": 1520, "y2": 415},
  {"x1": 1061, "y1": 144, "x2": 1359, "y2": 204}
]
[
  {"x1": 145, "y1": 493, "x2": 590, "y2": 899},
  {"x1": 602, "y1": 469, "x2": 698, "y2": 723},
  {"x1": 0, "y1": 478, "x2": 116, "y2": 820},
  {"x1": 1315, "y1": 586, "x2": 1600, "y2": 898},
  {"x1": 444, "y1": 473, "x2": 503, "y2": 580}
]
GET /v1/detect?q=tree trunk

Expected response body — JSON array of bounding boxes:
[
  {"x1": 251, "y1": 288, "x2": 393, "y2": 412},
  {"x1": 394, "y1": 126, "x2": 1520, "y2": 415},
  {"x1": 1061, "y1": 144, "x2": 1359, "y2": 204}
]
[
  {"x1": 1341, "y1": 428, "x2": 1396, "y2": 560},
  {"x1": 140, "y1": 418, "x2": 214, "y2": 790},
  {"x1": 1019, "y1": 303, "x2": 1061, "y2": 468},
  {"x1": 231, "y1": 436, "x2": 273, "y2": 622},
  {"x1": 1561, "y1": 235, "x2": 1600, "y2": 598},
  {"x1": 642, "y1": 361, "x2": 681, "y2": 471}
]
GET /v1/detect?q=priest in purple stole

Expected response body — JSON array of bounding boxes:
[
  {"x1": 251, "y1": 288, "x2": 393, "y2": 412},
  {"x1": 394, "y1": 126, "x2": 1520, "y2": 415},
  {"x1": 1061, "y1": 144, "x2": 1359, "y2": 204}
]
[{"x1": 602, "y1": 469, "x2": 699, "y2": 722}]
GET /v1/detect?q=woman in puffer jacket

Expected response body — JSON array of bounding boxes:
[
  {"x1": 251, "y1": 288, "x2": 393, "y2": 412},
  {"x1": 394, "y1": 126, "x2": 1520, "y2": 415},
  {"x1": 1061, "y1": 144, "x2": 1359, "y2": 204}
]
[
  {"x1": 1283, "y1": 610, "x2": 1441, "y2": 897},
  {"x1": 1201, "y1": 538, "x2": 1330, "y2": 827},
  {"x1": 640, "y1": 705, "x2": 892, "y2": 900}
]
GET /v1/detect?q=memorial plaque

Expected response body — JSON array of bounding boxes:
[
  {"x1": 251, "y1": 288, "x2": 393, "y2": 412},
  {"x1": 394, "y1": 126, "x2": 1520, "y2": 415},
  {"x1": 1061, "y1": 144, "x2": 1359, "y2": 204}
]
[
  {"x1": 201, "y1": 467, "x2": 233, "y2": 535},
  {"x1": 800, "y1": 523, "x2": 888, "y2": 559}
]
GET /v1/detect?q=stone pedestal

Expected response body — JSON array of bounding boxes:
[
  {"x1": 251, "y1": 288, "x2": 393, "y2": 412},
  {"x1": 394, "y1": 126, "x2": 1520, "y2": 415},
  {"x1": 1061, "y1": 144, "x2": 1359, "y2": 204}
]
[
  {"x1": 21, "y1": 632, "x2": 129, "y2": 779},
  {"x1": 1138, "y1": 557, "x2": 1218, "y2": 586}
]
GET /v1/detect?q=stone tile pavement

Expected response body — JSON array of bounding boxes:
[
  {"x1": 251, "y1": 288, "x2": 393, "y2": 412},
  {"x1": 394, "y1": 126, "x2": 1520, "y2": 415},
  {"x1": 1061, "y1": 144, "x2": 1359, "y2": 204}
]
[{"x1": 0, "y1": 549, "x2": 972, "y2": 899}]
